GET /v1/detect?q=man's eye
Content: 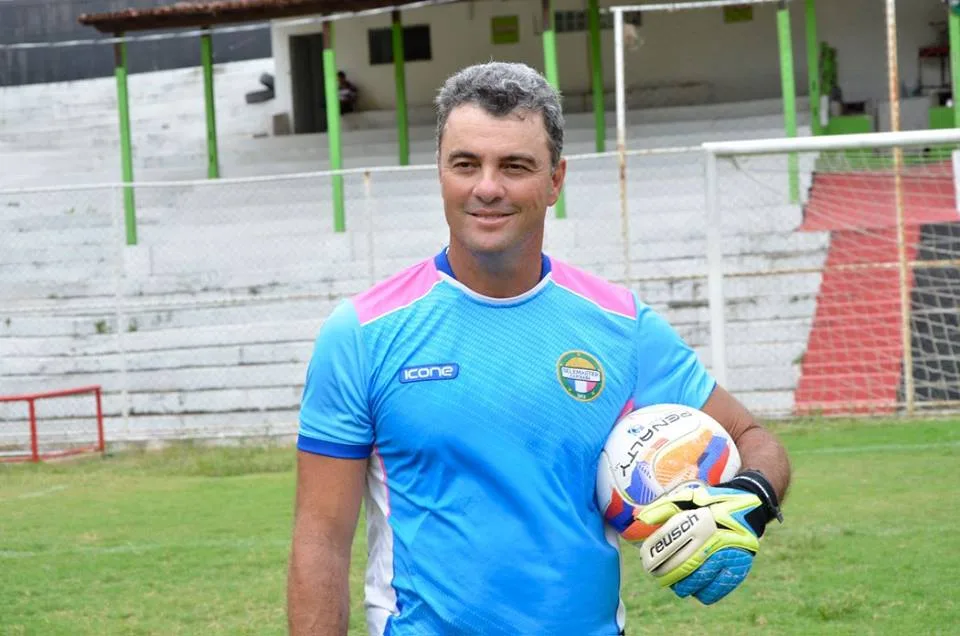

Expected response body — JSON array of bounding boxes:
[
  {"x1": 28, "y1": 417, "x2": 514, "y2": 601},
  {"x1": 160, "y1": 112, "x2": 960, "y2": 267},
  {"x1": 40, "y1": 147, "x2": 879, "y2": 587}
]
[
  {"x1": 505, "y1": 164, "x2": 528, "y2": 172},
  {"x1": 453, "y1": 161, "x2": 474, "y2": 169}
]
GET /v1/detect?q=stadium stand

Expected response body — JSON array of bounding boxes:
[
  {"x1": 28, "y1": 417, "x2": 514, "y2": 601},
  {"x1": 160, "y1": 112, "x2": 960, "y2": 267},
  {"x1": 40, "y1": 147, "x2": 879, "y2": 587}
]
[{"x1": 0, "y1": 59, "x2": 821, "y2": 445}]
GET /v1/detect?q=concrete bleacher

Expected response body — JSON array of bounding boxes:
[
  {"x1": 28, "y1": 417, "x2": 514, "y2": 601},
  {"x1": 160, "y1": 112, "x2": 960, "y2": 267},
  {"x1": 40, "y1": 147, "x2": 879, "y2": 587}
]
[{"x1": 0, "y1": 58, "x2": 825, "y2": 449}]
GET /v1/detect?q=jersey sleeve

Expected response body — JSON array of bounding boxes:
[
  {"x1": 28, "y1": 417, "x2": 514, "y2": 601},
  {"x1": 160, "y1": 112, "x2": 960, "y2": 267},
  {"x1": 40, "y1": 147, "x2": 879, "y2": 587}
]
[
  {"x1": 297, "y1": 300, "x2": 374, "y2": 459},
  {"x1": 632, "y1": 299, "x2": 717, "y2": 410}
]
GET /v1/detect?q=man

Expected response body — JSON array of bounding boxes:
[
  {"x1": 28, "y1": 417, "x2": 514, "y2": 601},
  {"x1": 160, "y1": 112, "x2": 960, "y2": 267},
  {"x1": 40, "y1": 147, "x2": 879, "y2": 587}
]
[
  {"x1": 338, "y1": 71, "x2": 358, "y2": 114},
  {"x1": 287, "y1": 62, "x2": 790, "y2": 635}
]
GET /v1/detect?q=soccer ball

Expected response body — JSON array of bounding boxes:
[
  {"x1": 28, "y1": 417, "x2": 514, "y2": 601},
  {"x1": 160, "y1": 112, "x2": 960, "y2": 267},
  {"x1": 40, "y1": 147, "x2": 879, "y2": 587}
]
[{"x1": 596, "y1": 403, "x2": 741, "y2": 542}]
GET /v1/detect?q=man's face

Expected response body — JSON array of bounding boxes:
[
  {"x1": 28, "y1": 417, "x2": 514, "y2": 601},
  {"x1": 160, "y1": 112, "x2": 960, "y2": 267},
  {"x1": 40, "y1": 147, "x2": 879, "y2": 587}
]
[{"x1": 438, "y1": 104, "x2": 565, "y2": 258}]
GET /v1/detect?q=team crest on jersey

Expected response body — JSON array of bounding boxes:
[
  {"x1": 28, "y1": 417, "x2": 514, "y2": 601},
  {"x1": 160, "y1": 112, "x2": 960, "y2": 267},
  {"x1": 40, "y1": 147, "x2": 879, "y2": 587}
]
[{"x1": 557, "y1": 350, "x2": 605, "y2": 402}]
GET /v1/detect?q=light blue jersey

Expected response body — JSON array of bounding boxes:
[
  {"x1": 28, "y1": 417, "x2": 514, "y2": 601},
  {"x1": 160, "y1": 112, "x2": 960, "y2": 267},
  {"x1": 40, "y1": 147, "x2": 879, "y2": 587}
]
[{"x1": 298, "y1": 249, "x2": 716, "y2": 635}]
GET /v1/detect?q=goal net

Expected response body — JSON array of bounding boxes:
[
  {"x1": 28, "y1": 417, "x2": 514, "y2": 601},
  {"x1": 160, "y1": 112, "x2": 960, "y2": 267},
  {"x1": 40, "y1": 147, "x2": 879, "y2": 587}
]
[{"x1": 704, "y1": 129, "x2": 960, "y2": 416}]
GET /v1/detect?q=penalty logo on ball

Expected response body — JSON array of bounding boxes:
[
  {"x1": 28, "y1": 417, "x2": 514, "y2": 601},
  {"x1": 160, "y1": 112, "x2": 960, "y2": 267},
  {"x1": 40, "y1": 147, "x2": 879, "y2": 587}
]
[{"x1": 556, "y1": 350, "x2": 605, "y2": 402}]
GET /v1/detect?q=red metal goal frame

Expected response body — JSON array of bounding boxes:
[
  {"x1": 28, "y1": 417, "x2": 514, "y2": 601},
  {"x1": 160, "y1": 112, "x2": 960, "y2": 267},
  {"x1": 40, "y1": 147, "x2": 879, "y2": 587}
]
[{"x1": 0, "y1": 385, "x2": 105, "y2": 463}]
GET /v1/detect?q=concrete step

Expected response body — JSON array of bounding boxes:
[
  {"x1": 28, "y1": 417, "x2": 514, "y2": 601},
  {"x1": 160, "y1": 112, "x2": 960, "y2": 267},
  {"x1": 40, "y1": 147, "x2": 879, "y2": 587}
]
[
  {"x1": 0, "y1": 212, "x2": 826, "y2": 285},
  {"x1": 0, "y1": 409, "x2": 297, "y2": 445},
  {"x1": 0, "y1": 229, "x2": 826, "y2": 296},
  {"x1": 664, "y1": 294, "x2": 817, "y2": 329},
  {"x1": 3, "y1": 340, "x2": 311, "y2": 377},
  {"x1": 0, "y1": 127, "x2": 795, "y2": 174},
  {"x1": 0, "y1": 244, "x2": 825, "y2": 324},
  {"x1": 0, "y1": 105, "x2": 792, "y2": 148},
  {"x1": 1, "y1": 118, "x2": 809, "y2": 169},
  {"x1": 0, "y1": 408, "x2": 299, "y2": 445},
  {"x1": 0, "y1": 243, "x2": 112, "y2": 267},
  {"x1": 678, "y1": 316, "x2": 814, "y2": 350},
  {"x1": 2, "y1": 106, "x2": 803, "y2": 171},
  {"x1": 0, "y1": 358, "x2": 306, "y2": 396},
  {"x1": 0, "y1": 146, "x2": 814, "y2": 190},
  {"x1": 0, "y1": 318, "x2": 323, "y2": 358},
  {"x1": 0, "y1": 59, "x2": 272, "y2": 112},
  {"x1": 1, "y1": 177, "x2": 813, "y2": 236},
  {"x1": 0, "y1": 296, "x2": 340, "y2": 338},
  {"x1": 0, "y1": 110, "x2": 269, "y2": 150},
  {"x1": 0, "y1": 258, "x2": 379, "y2": 304}
]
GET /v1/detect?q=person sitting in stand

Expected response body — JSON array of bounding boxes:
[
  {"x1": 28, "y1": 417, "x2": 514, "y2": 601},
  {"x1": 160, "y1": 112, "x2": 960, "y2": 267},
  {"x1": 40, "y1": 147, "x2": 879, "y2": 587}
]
[{"x1": 338, "y1": 71, "x2": 358, "y2": 114}]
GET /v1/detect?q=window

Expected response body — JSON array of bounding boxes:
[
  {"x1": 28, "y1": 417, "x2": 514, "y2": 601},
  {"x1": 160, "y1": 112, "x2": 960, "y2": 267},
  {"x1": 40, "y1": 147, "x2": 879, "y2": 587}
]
[
  {"x1": 554, "y1": 10, "x2": 586, "y2": 33},
  {"x1": 552, "y1": 10, "x2": 640, "y2": 33},
  {"x1": 723, "y1": 6, "x2": 754, "y2": 23},
  {"x1": 368, "y1": 24, "x2": 432, "y2": 65}
]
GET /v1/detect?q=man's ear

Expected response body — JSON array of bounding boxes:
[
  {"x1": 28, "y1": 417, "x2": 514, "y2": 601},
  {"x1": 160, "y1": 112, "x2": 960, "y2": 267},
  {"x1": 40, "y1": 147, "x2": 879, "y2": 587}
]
[{"x1": 549, "y1": 158, "x2": 567, "y2": 205}]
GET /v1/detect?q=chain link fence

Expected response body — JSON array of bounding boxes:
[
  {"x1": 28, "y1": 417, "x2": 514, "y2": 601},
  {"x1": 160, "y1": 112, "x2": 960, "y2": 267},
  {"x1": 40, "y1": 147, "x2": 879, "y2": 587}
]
[
  {"x1": 3, "y1": 148, "x2": 738, "y2": 448},
  {"x1": 8, "y1": 125, "x2": 960, "y2": 453}
]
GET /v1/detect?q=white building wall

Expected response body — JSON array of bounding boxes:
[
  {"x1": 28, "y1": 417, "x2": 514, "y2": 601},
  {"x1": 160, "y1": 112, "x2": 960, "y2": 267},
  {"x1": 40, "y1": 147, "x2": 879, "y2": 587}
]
[
  {"x1": 821, "y1": 0, "x2": 945, "y2": 106},
  {"x1": 269, "y1": 0, "x2": 942, "y2": 124}
]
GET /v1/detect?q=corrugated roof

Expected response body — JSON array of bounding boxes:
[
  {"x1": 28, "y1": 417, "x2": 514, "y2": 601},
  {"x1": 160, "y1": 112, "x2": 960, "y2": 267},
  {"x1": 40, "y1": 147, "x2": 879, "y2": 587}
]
[{"x1": 79, "y1": 0, "x2": 454, "y2": 33}]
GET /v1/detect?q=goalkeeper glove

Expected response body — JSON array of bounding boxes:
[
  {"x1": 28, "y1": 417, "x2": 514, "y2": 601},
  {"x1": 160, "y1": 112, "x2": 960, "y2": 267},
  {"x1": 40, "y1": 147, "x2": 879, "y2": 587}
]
[{"x1": 634, "y1": 470, "x2": 782, "y2": 605}]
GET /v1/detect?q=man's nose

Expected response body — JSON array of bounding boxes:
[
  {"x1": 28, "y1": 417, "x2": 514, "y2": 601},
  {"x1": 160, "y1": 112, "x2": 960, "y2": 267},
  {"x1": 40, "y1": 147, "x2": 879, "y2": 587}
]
[{"x1": 473, "y1": 167, "x2": 506, "y2": 202}]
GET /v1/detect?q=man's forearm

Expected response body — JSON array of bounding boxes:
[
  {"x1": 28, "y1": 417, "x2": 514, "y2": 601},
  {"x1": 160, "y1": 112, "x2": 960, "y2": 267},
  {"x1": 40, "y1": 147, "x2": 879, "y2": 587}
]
[
  {"x1": 287, "y1": 537, "x2": 351, "y2": 636},
  {"x1": 735, "y1": 425, "x2": 791, "y2": 502},
  {"x1": 701, "y1": 386, "x2": 792, "y2": 502}
]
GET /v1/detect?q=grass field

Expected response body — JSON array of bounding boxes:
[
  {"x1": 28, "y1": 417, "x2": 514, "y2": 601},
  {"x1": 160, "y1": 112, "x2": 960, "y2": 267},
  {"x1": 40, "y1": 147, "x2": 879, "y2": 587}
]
[{"x1": 2, "y1": 417, "x2": 959, "y2": 635}]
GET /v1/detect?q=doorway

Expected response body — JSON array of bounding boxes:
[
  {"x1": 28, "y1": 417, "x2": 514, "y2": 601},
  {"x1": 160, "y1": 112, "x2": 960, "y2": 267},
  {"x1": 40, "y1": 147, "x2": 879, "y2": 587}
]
[{"x1": 290, "y1": 32, "x2": 328, "y2": 134}]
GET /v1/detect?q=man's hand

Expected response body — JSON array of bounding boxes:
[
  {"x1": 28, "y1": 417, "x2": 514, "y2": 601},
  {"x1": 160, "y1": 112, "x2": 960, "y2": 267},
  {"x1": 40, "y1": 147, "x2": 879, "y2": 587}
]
[{"x1": 634, "y1": 479, "x2": 771, "y2": 605}]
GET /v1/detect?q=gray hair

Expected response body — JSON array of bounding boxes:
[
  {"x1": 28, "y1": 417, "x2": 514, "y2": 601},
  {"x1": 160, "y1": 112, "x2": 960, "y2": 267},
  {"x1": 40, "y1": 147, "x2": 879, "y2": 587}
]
[{"x1": 435, "y1": 62, "x2": 564, "y2": 170}]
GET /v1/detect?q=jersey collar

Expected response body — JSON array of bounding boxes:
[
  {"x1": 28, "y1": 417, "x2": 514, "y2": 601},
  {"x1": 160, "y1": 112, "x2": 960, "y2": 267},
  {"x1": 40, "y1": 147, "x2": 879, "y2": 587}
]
[
  {"x1": 433, "y1": 247, "x2": 553, "y2": 306},
  {"x1": 434, "y1": 247, "x2": 552, "y2": 281}
]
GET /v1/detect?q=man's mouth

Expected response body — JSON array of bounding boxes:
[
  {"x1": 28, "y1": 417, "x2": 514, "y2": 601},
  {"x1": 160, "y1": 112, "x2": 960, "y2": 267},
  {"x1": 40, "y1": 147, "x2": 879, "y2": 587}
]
[{"x1": 467, "y1": 210, "x2": 514, "y2": 218}]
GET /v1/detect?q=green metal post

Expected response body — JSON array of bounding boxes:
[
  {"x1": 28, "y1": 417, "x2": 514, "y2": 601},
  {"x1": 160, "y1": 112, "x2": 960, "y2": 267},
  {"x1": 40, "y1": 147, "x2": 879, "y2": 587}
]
[
  {"x1": 392, "y1": 10, "x2": 410, "y2": 166},
  {"x1": 114, "y1": 37, "x2": 137, "y2": 245},
  {"x1": 805, "y1": 0, "x2": 822, "y2": 135},
  {"x1": 323, "y1": 20, "x2": 345, "y2": 232},
  {"x1": 541, "y1": 1, "x2": 559, "y2": 100},
  {"x1": 777, "y1": 4, "x2": 800, "y2": 203},
  {"x1": 950, "y1": 7, "x2": 960, "y2": 128},
  {"x1": 541, "y1": 0, "x2": 566, "y2": 219},
  {"x1": 587, "y1": 0, "x2": 605, "y2": 152},
  {"x1": 200, "y1": 28, "x2": 220, "y2": 178}
]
